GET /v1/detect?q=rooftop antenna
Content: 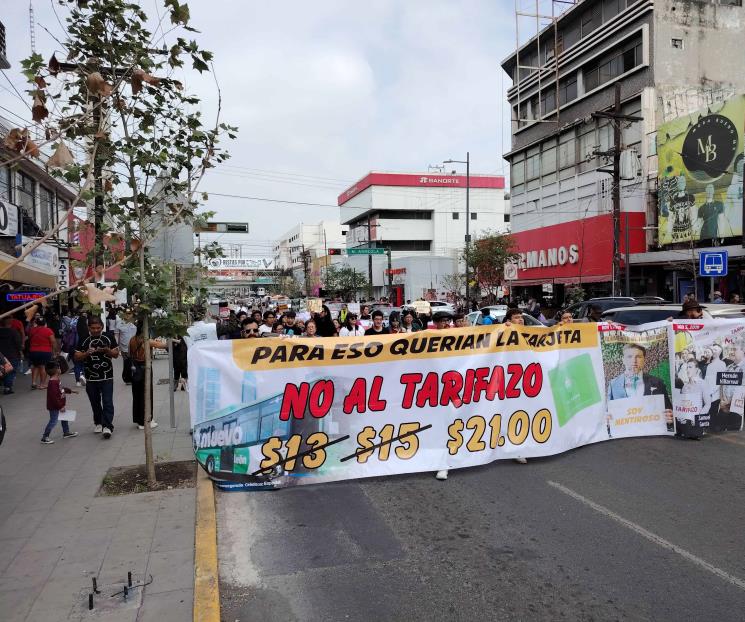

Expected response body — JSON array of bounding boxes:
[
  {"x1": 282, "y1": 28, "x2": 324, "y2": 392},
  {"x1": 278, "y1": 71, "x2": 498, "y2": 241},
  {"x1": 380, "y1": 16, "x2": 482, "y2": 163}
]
[{"x1": 29, "y1": 2, "x2": 37, "y2": 54}]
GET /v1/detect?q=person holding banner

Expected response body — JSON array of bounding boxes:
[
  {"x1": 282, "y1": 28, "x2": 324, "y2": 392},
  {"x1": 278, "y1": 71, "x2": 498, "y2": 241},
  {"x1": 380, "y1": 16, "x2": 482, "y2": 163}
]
[
  {"x1": 339, "y1": 313, "x2": 365, "y2": 337},
  {"x1": 365, "y1": 310, "x2": 390, "y2": 335}
]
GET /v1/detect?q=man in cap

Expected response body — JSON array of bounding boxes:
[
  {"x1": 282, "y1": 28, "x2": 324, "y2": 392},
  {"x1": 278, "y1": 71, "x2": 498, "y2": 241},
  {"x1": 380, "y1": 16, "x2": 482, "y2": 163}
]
[{"x1": 678, "y1": 299, "x2": 704, "y2": 320}]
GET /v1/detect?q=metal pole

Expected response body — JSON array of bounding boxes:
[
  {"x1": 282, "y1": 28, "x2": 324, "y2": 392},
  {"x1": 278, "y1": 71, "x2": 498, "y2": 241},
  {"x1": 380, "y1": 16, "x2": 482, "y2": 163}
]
[
  {"x1": 612, "y1": 83, "x2": 622, "y2": 297},
  {"x1": 168, "y1": 337, "x2": 175, "y2": 428},
  {"x1": 465, "y1": 152, "x2": 471, "y2": 308},
  {"x1": 367, "y1": 217, "x2": 373, "y2": 300},
  {"x1": 387, "y1": 247, "x2": 393, "y2": 300},
  {"x1": 625, "y1": 212, "x2": 630, "y2": 296}
]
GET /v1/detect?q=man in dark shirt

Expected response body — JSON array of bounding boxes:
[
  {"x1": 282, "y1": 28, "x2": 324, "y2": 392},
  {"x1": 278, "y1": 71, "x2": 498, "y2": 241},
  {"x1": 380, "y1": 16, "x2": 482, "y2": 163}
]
[
  {"x1": 364, "y1": 310, "x2": 390, "y2": 336},
  {"x1": 74, "y1": 316, "x2": 119, "y2": 438}
]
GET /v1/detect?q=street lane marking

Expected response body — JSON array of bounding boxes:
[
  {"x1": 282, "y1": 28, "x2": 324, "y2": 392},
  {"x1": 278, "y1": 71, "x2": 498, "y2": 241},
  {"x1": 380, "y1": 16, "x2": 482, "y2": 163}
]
[
  {"x1": 707, "y1": 434, "x2": 745, "y2": 447},
  {"x1": 547, "y1": 480, "x2": 745, "y2": 592}
]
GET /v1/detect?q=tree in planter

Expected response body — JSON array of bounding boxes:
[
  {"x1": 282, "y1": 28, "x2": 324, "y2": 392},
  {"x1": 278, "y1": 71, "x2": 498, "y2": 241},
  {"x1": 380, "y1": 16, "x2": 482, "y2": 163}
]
[
  {"x1": 21, "y1": 0, "x2": 235, "y2": 487},
  {"x1": 463, "y1": 231, "x2": 519, "y2": 304},
  {"x1": 323, "y1": 265, "x2": 369, "y2": 301}
]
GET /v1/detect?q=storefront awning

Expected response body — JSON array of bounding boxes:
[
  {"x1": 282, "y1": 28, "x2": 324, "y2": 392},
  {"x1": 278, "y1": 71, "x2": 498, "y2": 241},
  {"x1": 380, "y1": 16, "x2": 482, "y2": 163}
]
[{"x1": 0, "y1": 251, "x2": 56, "y2": 289}]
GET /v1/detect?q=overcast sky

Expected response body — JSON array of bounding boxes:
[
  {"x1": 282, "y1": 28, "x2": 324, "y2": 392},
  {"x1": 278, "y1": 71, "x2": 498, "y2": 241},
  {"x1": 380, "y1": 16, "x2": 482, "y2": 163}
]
[{"x1": 1, "y1": 1, "x2": 519, "y2": 257}]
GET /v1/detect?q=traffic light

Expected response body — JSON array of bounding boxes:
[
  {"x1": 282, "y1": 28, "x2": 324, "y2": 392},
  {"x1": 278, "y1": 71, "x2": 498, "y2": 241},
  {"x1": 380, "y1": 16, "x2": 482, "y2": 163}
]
[{"x1": 328, "y1": 248, "x2": 343, "y2": 255}]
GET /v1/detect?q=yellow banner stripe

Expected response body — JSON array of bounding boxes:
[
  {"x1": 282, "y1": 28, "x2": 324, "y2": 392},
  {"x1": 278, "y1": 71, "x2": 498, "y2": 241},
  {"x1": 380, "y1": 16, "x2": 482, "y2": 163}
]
[{"x1": 232, "y1": 324, "x2": 598, "y2": 371}]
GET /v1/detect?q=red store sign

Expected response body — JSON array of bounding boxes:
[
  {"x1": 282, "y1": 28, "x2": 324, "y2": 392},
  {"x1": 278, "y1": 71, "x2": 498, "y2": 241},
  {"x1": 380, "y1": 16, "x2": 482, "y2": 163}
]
[{"x1": 510, "y1": 213, "x2": 646, "y2": 285}]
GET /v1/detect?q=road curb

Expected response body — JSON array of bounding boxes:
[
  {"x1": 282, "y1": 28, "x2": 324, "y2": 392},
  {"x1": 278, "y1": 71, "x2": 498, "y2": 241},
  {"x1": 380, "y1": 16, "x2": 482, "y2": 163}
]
[{"x1": 194, "y1": 468, "x2": 220, "y2": 622}]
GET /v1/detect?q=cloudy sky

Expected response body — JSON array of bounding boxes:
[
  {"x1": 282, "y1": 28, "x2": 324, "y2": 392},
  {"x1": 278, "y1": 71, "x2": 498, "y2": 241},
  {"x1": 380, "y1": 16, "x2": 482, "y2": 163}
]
[{"x1": 1, "y1": 1, "x2": 522, "y2": 257}]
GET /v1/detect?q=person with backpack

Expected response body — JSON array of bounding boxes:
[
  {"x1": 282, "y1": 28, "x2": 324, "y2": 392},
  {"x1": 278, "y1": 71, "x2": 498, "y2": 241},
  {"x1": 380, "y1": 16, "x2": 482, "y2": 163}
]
[{"x1": 115, "y1": 309, "x2": 137, "y2": 385}]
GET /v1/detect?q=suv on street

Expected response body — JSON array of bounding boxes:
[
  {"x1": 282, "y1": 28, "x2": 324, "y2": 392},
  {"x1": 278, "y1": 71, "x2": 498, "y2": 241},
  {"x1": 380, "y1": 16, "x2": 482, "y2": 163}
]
[
  {"x1": 601, "y1": 304, "x2": 713, "y2": 324},
  {"x1": 555, "y1": 296, "x2": 665, "y2": 323}
]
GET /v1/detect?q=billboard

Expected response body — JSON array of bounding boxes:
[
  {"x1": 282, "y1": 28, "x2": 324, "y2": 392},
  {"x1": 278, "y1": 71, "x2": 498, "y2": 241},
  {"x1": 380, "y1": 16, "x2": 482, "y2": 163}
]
[{"x1": 658, "y1": 94, "x2": 745, "y2": 245}]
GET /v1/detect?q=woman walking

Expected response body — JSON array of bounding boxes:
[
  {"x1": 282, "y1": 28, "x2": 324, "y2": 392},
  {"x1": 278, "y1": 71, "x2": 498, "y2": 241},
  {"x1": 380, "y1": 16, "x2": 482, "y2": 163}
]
[
  {"x1": 28, "y1": 316, "x2": 57, "y2": 389},
  {"x1": 129, "y1": 326, "x2": 166, "y2": 429}
]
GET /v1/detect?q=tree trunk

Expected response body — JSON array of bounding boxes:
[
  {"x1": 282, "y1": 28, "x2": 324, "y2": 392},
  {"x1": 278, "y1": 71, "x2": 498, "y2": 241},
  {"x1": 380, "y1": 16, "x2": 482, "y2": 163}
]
[{"x1": 139, "y1": 221, "x2": 156, "y2": 488}]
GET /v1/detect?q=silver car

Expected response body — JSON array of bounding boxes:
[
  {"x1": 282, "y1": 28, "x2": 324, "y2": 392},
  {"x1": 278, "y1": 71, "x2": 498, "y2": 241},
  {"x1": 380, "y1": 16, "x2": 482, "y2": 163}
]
[{"x1": 466, "y1": 307, "x2": 545, "y2": 327}]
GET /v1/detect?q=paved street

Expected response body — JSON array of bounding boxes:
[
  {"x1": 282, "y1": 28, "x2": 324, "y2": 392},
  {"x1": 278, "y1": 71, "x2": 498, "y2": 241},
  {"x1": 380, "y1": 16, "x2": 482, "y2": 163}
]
[
  {"x1": 218, "y1": 432, "x2": 745, "y2": 621},
  {"x1": 0, "y1": 359, "x2": 196, "y2": 622}
]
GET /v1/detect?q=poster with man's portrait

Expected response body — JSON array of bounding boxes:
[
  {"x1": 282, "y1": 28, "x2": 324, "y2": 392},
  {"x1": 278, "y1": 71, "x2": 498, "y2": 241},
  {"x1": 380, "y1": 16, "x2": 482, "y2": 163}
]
[{"x1": 599, "y1": 322, "x2": 674, "y2": 439}]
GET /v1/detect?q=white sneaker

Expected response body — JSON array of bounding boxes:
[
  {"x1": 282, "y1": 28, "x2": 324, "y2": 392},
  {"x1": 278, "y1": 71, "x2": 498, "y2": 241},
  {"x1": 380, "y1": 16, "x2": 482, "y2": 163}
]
[
  {"x1": 514, "y1": 457, "x2": 527, "y2": 464},
  {"x1": 102, "y1": 428, "x2": 112, "y2": 439},
  {"x1": 137, "y1": 425, "x2": 145, "y2": 430},
  {"x1": 94, "y1": 425, "x2": 103, "y2": 433},
  {"x1": 150, "y1": 421, "x2": 158, "y2": 429},
  {"x1": 435, "y1": 469, "x2": 448, "y2": 481},
  {"x1": 79, "y1": 376, "x2": 87, "y2": 386},
  {"x1": 76, "y1": 381, "x2": 82, "y2": 387},
  {"x1": 24, "y1": 369, "x2": 31, "y2": 375}
]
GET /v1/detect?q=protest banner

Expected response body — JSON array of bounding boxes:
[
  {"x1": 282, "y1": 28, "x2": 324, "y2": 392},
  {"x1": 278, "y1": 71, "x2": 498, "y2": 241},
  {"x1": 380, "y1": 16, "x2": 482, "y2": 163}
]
[
  {"x1": 189, "y1": 323, "x2": 614, "y2": 490},
  {"x1": 669, "y1": 320, "x2": 745, "y2": 434},
  {"x1": 599, "y1": 322, "x2": 675, "y2": 439}
]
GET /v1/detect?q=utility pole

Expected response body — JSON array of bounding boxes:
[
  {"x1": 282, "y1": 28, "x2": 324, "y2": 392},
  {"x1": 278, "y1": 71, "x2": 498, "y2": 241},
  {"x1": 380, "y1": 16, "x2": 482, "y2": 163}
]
[
  {"x1": 592, "y1": 84, "x2": 643, "y2": 297},
  {"x1": 301, "y1": 245, "x2": 311, "y2": 296},
  {"x1": 444, "y1": 153, "x2": 470, "y2": 307},
  {"x1": 366, "y1": 216, "x2": 373, "y2": 300},
  {"x1": 386, "y1": 247, "x2": 393, "y2": 301}
]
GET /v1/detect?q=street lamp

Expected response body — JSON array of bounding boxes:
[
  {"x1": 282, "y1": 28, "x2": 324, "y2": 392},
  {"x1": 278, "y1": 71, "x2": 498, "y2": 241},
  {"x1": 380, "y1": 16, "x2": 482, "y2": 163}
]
[
  {"x1": 443, "y1": 152, "x2": 470, "y2": 308},
  {"x1": 624, "y1": 213, "x2": 656, "y2": 296}
]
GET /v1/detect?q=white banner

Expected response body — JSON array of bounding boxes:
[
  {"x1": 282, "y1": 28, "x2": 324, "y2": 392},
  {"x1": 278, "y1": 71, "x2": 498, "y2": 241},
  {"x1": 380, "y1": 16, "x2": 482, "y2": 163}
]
[{"x1": 188, "y1": 323, "x2": 661, "y2": 490}]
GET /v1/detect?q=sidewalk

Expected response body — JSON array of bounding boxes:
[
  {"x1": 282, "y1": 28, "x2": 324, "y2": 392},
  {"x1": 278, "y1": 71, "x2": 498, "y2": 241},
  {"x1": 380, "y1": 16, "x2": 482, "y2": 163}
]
[{"x1": 0, "y1": 358, "x2": 196, "y2": 622}]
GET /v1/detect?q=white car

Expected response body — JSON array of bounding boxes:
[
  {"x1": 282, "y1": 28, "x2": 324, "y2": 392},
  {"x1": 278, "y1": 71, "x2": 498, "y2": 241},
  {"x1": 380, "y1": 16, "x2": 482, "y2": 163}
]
[{"x1": 429, "y1": 301, "x2": 456, "y2": 315}]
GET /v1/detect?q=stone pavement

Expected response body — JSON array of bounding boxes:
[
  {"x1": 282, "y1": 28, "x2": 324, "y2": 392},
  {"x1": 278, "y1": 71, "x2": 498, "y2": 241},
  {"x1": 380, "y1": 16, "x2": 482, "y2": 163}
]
[{"x1": 0, "y1": 358, "x2": 196, "y2": 622}]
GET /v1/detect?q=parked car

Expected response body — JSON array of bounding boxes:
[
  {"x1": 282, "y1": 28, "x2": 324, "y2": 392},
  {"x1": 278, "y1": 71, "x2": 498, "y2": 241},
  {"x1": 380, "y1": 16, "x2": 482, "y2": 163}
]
[
  {"x1": 706, "y1": 303, "x2": 745, "y2": 320},
  {"x1": 466, "y1": 306, "x2": 545, "y2": 327},
  {"x1": 552, "y1": 296, "x2": 666, "y2": 323},
  {"x1": 429, "y1": 301, "x2": 456, "y2": 315},
  {"x1": 601, "y1": 304, "x2": 713, "y2": 324}
]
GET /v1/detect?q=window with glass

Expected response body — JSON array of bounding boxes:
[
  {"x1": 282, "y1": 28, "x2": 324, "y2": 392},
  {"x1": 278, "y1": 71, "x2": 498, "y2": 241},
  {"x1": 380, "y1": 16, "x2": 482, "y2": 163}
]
[
  {"x1": 581, "y1": 3, "x2": 601, "y2": 38},
  {"x1": 578, "y1": 126, "x2": 597, "y2": 163},
  {"x1": 540, "y1": 89, "x2": 556, "y2": 116},
  {"x1": 40, "y1": 186, "x2": 55, "y2": 231},
  {"x1": 559, "y1": 75, "x2": 578, "y2": 106},
  {"x1": 583, "y1": 36, "x2": 643, "y2": 92},
  {"x1": 541, "y1": 145, "x2": 557, "y2": 178},
  {"x1": 16, "y1": 171, "x2": 35, "y2": 219},
  {"x1": 470, "y1": 213, "x2": 477, "y2": 220},
  {"x1": 559, "y1": 133, "x2": 576, "y2": 169},
  {"x1": 0, "y1": 167, "x2": 10, "y2": 201},
  {"x1": 452, "y1": 212, "x2": 459, "y2": 220},
  {"x1": 526, "y1": 149, "x2": 541, "y2": 181},
  {"x1": 511, "y1": 154, "x2": 525, "y2": 186}
]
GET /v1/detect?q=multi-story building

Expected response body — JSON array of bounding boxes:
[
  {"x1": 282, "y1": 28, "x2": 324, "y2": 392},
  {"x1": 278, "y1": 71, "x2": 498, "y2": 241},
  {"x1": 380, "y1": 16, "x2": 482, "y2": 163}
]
[
  {"x1": 273, "y1": 220, "x2": 346, "y2": 291},
  {"x1": 502, "y1": 0, "x2": 744, "y2": 303},
  {"x1": 338, "y1": 171, "x2": 508, "y2": 301}
]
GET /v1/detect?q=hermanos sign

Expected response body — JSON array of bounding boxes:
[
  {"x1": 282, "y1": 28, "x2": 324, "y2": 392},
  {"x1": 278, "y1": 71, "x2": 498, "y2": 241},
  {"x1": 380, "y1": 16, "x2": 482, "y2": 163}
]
[{"x1": 517, "y1": 244, "x2": 579, "y2": 270}]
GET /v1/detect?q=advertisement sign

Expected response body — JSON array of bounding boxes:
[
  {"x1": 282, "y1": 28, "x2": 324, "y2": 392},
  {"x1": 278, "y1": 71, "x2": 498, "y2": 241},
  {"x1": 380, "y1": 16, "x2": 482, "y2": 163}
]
[
  {"x1": 0, "y1": 200, "x2": 19, "y2": 237},
  {"x1": 207, "y1": 257, "x2": 275, "y2": 270},
  {"x1": 5, "y1": 291, "x2": 45, "y2": 302},
  {"x1": 189, "y1": 324, "x2": 624, "y2": 490},
  {"x1": 599, "y1": 322, "x2": 674, "y2": 438},
  {"x1": 658, "y1": 94, "x2": 745, "y2": 245},
  {"x1": 669, "y1": 321, "x2": 745, "y2": 435},
  {"x1": 22, "y1": 242, "x2": 59, "y2": 273}
]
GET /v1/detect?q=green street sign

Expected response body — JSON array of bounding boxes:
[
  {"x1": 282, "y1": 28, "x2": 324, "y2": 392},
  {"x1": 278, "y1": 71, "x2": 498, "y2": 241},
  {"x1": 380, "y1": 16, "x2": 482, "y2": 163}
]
[{"x1": 348, "y1": 248, "x2": 386, "y2": 255}]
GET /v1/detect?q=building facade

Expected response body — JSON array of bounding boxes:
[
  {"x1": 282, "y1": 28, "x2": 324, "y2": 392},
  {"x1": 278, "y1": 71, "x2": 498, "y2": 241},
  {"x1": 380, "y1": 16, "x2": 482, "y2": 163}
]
[
  {"x1": 338, "y1": 172, "x2": 509, "y2": 301},
  {"x1": 502, "y1": 0, "x2": 744, "y2": 304}
]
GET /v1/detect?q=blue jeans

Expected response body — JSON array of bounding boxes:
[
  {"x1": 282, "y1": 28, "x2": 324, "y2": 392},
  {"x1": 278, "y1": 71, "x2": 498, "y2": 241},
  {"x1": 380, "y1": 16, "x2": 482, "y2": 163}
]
[
  {"x1": 3, "y1": 358, "x2": 19, "y2": 389},
  {"x1": 73, "y1": 358, "x2": 84, "y2": 382},
  {"x1": 86, "y1": 379, "x2": 115, "y2": 430},
  {"x1": 43, "y1": 409, "x2": 70, "y2": 438}
]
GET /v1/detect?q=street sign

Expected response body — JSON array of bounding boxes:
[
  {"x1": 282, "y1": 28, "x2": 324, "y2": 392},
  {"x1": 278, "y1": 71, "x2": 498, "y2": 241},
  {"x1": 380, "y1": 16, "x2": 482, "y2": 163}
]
[
  {"x1": 348, "y1": 248, "x2": 386, "y2": 255},
  {"x1": 504, "y1": 262, "x2": 518, "y2": 281},
  {"x1": 699, "y1": 250, "x2": 728, "y2": 277}
]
